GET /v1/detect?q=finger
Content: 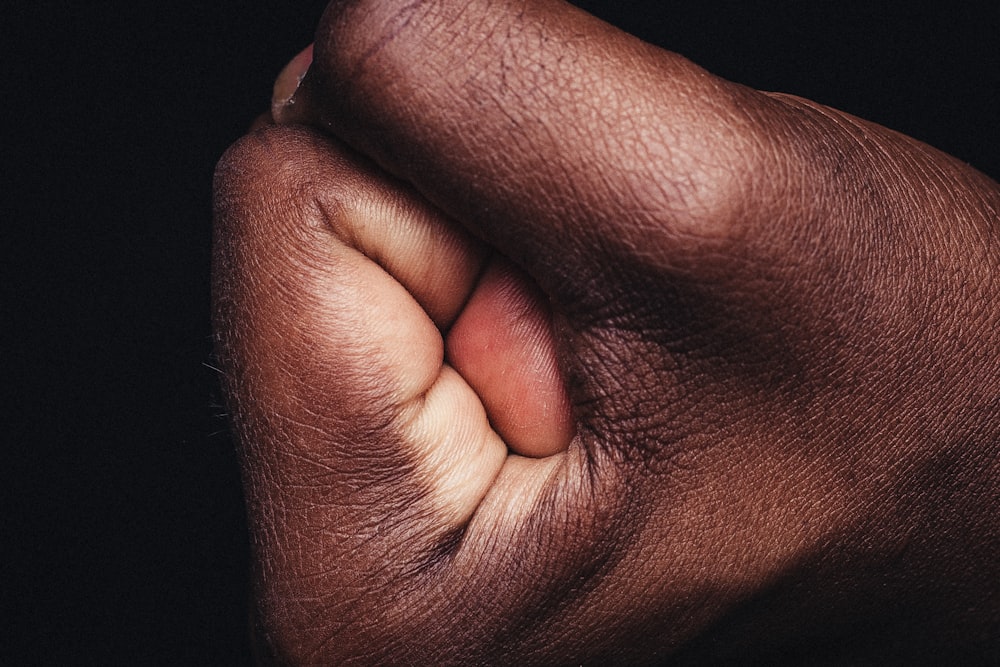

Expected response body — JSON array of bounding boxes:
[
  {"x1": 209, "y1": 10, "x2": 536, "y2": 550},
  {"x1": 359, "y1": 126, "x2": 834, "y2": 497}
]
[
  {"x1": 213, "y1": 125, "x2": 508, "y2": 531},
  {"x1": 213, "y1": 125, "x2": 502, "y2": 659},
  {"x1": 214, "y1": 125, "x2": 599, "y2": 662},
  {"x1": 266, "y1": 32, "x2": 586, "y2": 459},
  {"x1": 283, "y1": 0, "x2": 772, "y2": 302}
]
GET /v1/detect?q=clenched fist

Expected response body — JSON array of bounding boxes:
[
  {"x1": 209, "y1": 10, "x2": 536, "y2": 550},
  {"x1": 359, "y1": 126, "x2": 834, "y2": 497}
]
[{"x1": 213, "y1": 0, "x2": 1000, "y2": 663}]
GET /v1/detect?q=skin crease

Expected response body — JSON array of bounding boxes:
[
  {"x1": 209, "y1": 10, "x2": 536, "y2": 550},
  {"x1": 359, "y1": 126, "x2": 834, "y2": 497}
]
[{"x1": 213, "y1": 0, "x2": 1000, "y2": 664}]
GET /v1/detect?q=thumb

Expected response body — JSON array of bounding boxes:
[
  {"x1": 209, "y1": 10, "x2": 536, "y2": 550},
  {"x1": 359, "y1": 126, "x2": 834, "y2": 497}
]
[{"x1": 283, "y1": 0, "x2": 771, "y2": 303}]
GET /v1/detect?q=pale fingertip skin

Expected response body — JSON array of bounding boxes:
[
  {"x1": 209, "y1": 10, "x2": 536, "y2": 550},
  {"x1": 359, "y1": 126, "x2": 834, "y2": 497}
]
[{"x1": 447, "y1": 257, "x2": 576, "y2": 458}]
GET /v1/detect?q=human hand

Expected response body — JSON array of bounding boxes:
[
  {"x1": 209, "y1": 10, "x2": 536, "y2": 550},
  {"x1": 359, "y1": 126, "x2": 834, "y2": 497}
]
[{"x1": 213, "y1": 0, "x2": 1000, "y2": 663}]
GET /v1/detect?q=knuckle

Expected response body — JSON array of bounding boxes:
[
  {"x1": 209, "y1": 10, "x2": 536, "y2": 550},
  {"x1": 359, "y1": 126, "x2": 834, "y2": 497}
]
[
  {"x1": 213, "y1": 126, "x2": 366, "y2": 262},
  {"x1": 214, "y1": 126, "x2": 331, "y2": 226}
]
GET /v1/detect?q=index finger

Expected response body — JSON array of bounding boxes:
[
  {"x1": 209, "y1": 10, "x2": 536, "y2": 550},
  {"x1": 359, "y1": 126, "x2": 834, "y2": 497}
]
[{"x1": 281, "y1": 0, "x2": 769, "y2": 299}]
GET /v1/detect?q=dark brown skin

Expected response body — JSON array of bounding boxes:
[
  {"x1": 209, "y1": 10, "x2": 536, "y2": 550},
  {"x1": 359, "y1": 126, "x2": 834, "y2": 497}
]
[{"x1": 212, "y1": 0, "x2": 1000, "y2": 664}]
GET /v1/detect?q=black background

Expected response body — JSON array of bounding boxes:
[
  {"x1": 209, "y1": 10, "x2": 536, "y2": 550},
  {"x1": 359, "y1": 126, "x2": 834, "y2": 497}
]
[{"x1": 6, "y1": 1, "x2": 998, "y2": 663}]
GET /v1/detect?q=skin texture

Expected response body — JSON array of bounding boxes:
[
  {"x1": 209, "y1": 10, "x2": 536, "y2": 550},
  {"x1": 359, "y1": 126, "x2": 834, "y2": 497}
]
[{"x1": 213, "y1": 0, "x2": 1000, "y2": 664}]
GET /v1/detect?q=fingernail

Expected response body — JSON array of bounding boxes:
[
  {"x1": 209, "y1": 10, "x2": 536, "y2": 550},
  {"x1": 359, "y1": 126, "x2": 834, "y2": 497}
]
[{"x1": 272, "y1": 44, "x2": 314, "y2": 123}]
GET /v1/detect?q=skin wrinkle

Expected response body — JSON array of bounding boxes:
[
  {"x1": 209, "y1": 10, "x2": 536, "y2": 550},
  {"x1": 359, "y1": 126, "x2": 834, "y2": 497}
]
[
  {"x1": 338, "y1": 0, "x2": 428, "y2": 84},
  {"x1": 360, "y1": 455, "x2": 574, "y2": 663},
  {"x1": 752, "y1": 129, "x2": 976, "y2": 438},
  {"x1": 477, "y1": 454, "x2": 630, "y2": 661}
]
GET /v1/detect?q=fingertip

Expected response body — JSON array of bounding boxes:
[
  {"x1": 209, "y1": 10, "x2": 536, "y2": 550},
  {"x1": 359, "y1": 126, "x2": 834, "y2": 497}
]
[
  {"x1": 447, "y1": 258, "x2": 575, "y2": 458},
  {"x1": 271, "y1": 43, "x2": 314, "y2": 124}
]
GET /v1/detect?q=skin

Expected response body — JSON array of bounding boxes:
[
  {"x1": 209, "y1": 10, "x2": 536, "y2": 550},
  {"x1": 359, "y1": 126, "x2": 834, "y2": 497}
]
[{"x1": 212, "y1": 0, "x2": 1000, "y2": 664}]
